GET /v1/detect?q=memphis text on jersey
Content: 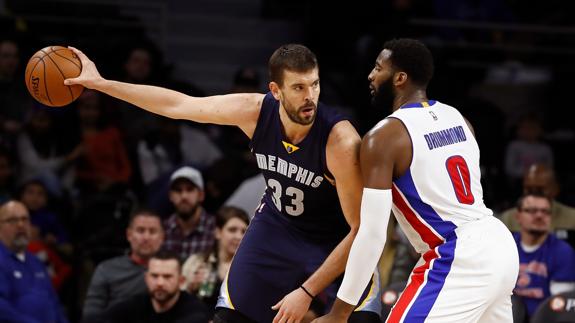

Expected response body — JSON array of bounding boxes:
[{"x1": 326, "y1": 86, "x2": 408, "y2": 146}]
[
  {"x1": 255, "y1": 153, "x2": 324, "y2": 188},
  {"x1": 424, "y1": 125, "x2": 467, "y2": 150}
]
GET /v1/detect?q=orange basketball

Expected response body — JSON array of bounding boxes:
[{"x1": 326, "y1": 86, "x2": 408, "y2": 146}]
[{"x1": 24, "y1": 46, "x2": 84, "y2": 107}]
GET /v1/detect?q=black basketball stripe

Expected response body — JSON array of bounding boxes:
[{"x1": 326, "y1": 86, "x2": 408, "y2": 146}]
[
  {"x1": 51, "y1": 49, "x2": 81, "y2": 69},
  {"x1": 43, "y1": 53, "x2": 74, "y2": 103},
  {"x1": 39, "y1": 59, "x2": 54, "y2": 106},
  {"x1": 39, "y1": 48, "x2": 50, "y2": 58}
]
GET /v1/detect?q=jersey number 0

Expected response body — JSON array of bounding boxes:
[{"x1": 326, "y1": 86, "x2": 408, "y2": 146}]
[{"x1": 446, "y1": 155, "x2": 475, "y2": 205}]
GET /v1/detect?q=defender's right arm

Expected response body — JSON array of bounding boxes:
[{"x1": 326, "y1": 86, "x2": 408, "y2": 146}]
[{"x1": 64, "y1": 47, "x2": 263, "y2": 137}]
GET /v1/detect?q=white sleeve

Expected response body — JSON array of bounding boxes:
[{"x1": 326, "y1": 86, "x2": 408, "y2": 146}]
[
  {"x1": 550, "y1": 281, "x2": 575, "y2": 295},
  {"x1": 337, "y1": 187, "x2": 392, "y2": 305}
]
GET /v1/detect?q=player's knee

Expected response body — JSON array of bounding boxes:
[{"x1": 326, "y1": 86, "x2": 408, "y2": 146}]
[{"x1": 214, "y1": 308, "x2": 257, "y2": 323}]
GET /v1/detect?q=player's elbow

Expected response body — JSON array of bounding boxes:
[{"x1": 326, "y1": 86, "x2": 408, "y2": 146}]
[{"x1": 348, "y1": 222, "x2": 360, "y2": 236}]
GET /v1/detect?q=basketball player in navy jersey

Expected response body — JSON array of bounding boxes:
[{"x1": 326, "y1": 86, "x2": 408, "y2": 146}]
[
  {"x1": 65, "y1": 45, "x2": 381, "y2": 323},
  {"x1": 315, "y1": 38, "x2": 519, "y2": 323}
]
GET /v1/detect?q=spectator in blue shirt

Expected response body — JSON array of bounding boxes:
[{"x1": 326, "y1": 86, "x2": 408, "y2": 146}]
[
  {"x1": 0, "y1": 200, "x2": 68, "y2": 323},
  {"x1": 513, "y1": 193, "x2": 575, "y2": 317}
]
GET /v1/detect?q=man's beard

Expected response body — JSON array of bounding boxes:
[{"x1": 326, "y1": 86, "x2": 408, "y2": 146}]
[
  {"x1": 177, "y1": 203, "x2": 199, "y2": 221},
  {"x1": 12, "y1": 235, "x2": 29, "y2": 253},
  {"x1": 527, "y1": 228, "x2": 548, "y2": 238},
  {"x1": 150, "y1": 288, "x2": 179, "y2": 305},
  {"x1": 282, "y1": 99, "x2": 317, "y2": 126},
  {"x1": 371, "y1": 77, "x2": 395, "y2": 112}
]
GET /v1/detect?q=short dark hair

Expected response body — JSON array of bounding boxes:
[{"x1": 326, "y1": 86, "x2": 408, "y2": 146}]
[
  {"x1": 268, "y1": 44, "x2": 318, "y2": 86},
  {"x1": 216, "y1": 206, "x2": 250, "y2": 229},
  {"x1": 150, "y1": 249, "x2": 182, "y2": 268},
  {"x1": 128, "y1": 208, "x2": 162, "y2": 228},
  {"x1": 383, "y1": 38, "x2": 434, "y2": 87},
  {"x1": 516, "y1": 192, "x2": 552, "y2": 210}
]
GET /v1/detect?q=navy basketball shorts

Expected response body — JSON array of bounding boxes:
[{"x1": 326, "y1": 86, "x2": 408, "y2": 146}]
[{"x1": 216, "y1": 204, "x2": 381, "y2": 322}]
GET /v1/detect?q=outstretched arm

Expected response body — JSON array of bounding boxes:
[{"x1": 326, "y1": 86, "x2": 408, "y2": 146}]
[
  {"x1": 272, "y1": 120, "x2": 363, "y2": 323},
  {"x1": 64, "y1": 47, "x2": 263, "y2": 137}
]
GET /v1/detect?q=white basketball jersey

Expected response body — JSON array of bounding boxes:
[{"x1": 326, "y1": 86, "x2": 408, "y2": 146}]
[{"x1": 388, "y1": 100, "x2": 492, "y2": 254}]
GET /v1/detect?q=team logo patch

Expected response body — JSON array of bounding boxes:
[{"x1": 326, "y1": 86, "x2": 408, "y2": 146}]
[
  {"x1": 282, "y1": 141, "x2": 300, "y2": 154},
  {"x1": 550, "y1": 296, "x2": 566, "y2": 312},
  {"x1": 382, "y1": 290, "x2": 399, "y2": 305}
]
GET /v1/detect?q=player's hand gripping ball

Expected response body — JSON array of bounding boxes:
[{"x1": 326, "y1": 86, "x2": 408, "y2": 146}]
[{"x1": 24, "y1": 46, "x2": 84, "y2": 107}]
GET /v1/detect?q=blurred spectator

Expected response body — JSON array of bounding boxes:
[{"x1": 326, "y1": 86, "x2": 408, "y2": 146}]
[
  {"x1": 513, "y1": 193, "x2": 575, "y2": 317},
  {"x1": 137, "y1": 117, "x2": 221, "y2": 186},
  {"x1": 377, "y1": 217, "x2": 418, "y2": 289},
  {"x1": 386, "y1": 225, "x2": 419, "y2": 285},
  {"x1": 499, "y1": 164, "x2": 575, "y2": 232},
  {"x1": 82, "y1": 209, "x2": 164, "y2": 323},
  {"x1": 504, "y1": 114, "x2": 554, "y2": 187},
  {"x1": 181, "y1": 206, "x2": 249, "y2": 316},
  {"x1": 72, "y1": 89, "x2": 135, "y2": 250},
  {"x1": 231, "y1": 66, "x2": 261, "y2": 93},
  {"x1": 0, "y1": 38, "x2": 31, "y2": 139},
  {"x1": 112, "y1": 45, "x2": 163, "y2": 148},
  {"x1": 19, "y1": 179, "x2": 71, "y2": 251},
  {"x1": 0, "y1": 147, "x2": 15, "y2": 204},
  {"x1": 17, "y1": 106, "x2": 81, "y2": 196},
  {"x1": 74, "y1": 90, "x2": 132, "y2": 195},
  {"x1": 162, "y1": 166, "x2": 215, "y2": 261},
  {"x1": 0, "y1": 200, "x2": 68, "y2": 323},
  {"x1": 27, "y1": 227, "x2": 72, "y2": 292},
  {"x1": 432, "y1": 0, "x2": 515, "y2": 41},
  {"x1": 223, "y1": 173, "x2": 265, "y2": 218},
  {"x1": 104, "y1": 250, "x2": 209, "y2": 323}
]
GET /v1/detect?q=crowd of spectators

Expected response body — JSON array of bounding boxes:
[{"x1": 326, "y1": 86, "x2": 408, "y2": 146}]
[{"x1": 1, "y1": 0, "x2": 575, "y2": 322}]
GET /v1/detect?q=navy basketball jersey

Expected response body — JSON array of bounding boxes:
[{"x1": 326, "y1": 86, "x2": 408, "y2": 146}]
[{"x1": 250, "y1": 92, "x2": 349, "y2": 241}]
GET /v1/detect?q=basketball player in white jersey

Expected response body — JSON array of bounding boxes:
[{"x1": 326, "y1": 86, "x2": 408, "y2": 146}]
[{"x1": 314, "y1": 38, "x2": 519, "y2": 323}]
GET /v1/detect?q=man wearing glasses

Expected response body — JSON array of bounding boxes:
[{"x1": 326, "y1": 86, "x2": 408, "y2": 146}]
[
  {"x1": 513, "y1": 193, "x2": 575, "y2": 318},
  {"x1": 0, "y1": 200, "x2": 68, "y2": 323}
]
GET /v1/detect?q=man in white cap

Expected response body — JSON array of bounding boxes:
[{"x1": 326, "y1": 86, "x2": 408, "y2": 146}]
[{"x1": 162, "y1": 166, "x2": 215, "y2": 261}]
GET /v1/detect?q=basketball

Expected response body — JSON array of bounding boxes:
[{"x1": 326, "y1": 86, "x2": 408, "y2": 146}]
[{"x1": 24, "y1": 46, "x2": 84, "y2": 107}]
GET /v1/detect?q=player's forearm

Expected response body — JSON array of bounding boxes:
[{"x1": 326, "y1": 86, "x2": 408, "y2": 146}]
[
  {"x1": 336, "y1": 225, "x2": 386, "y2": 305},
  {"x1": 328, "y1": 298, "x2": 356, "y2": 318},
  {"x1": 302, "y1": 229, "x2": 357, "y2": 296},
  {"x1": 337, "y1": 188, "x2": 391, "y2": 305},
  {"x1": 93, "y1": 79, "x2": 194, "y2": 120}
]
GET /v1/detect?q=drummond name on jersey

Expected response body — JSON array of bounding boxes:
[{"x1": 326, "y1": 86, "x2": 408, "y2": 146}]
[
  {"x1": 255, "y1": 153, "x2": 324, "y2": 188},
  {"x1": 424, "y1": 125, "x2": 467, "y2": 150}
]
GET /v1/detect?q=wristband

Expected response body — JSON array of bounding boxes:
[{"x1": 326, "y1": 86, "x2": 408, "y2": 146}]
[{"x1": 300, "y1": 285, "x2": 314, "y2": 299}]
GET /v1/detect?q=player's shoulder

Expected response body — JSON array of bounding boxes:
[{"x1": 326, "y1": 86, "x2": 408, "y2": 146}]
[
  {"x1": 361, "y1": 117, "x2": 410, "y2": 161},
  {"x1": 244, "y1": 92, "x2": 267, "y2": 110},
  {"x1": 219, "y1": 92, "x2": 266, "y2": 110},
  {"x1": 364, "y1": 117, "x2": 407, "y2": 145},
  {"x1": 327, "y1": 120, "x2": 361, "y2": 151}
]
